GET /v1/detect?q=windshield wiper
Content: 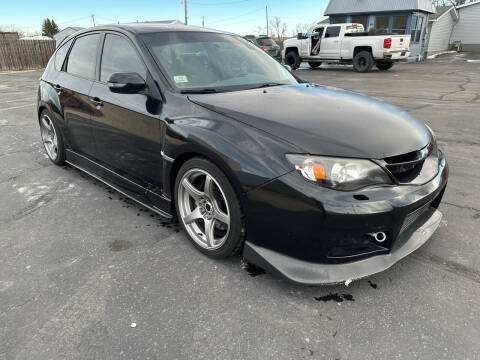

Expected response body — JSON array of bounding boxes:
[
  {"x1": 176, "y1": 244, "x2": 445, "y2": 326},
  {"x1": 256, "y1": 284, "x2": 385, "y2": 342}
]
[
  {"x1": 180, "y1": 88, "x2": 225, "y2": 94},
  {"x1": 250, "y1": 82, "x2": 285, "y2": 89}
]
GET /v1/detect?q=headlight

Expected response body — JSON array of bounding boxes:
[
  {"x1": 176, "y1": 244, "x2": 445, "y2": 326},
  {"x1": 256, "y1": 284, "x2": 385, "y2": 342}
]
[{"x1": 286, "y1": 154, "x2": 392, "y2": 191}]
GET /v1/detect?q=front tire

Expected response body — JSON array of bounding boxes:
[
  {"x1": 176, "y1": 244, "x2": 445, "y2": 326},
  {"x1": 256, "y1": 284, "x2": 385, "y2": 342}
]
[
  {"x1": 39, "y1": 109, "x2": 65, "y2": 165},
  {"x1": 174, "y1": 157, "x2": 244, "y2": 259},
  {"x1": 285, "y1": 51, "x2": 301, "y2": 70},
  {"x1": 308, "y1": 61, "x2": 321, "y2": 68},
  {"x1": 376, "y1": 61, "x2": 394, "y2": 71},
  {"x1": 353, "y1": 51, "x2": 374, "y2": 73}
]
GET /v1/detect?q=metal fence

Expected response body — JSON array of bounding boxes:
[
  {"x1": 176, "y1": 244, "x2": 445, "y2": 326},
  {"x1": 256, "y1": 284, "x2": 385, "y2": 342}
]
[{"x1": 0, "y1": 40, "x2": 56, "y2": 71}]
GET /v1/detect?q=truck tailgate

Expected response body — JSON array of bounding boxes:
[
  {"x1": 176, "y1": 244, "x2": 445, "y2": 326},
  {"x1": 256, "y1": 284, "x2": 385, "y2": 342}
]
[{"x1": 390, "y1": 35, "x2": 410, "y2": 51}]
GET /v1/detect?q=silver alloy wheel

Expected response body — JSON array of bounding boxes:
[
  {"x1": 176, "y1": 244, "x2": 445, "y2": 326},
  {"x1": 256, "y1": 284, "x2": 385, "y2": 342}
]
[
  {"x1": 40, "y1": 114, "x2": 58, "y2": 160},
  {"x1": 178, "y1": 168, "x2": 230, "y2": 250}
]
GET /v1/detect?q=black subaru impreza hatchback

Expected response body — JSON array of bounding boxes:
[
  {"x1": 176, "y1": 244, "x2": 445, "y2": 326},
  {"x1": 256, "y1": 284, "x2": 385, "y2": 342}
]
[{"x1": 37, "y1": 24, "x2": 448, "y2": 285}]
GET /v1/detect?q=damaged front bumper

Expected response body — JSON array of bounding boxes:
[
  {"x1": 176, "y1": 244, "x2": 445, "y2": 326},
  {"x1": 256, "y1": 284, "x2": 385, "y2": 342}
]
[
  {"x1": 242, "y1": 154, "x2": 448, "y2": 285},
  {"x1": 243, "y1": 208, "x2": 442, "y2": 285}
]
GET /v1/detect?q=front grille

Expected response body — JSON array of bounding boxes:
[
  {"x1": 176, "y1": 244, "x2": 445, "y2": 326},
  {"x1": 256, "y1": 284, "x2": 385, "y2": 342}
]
[
  {"x1": 400, "y1": 200, "x2": 432, "y2": 234},
  {"x1": 384, "y1": 142, "x2": 439, "y2": 184}
]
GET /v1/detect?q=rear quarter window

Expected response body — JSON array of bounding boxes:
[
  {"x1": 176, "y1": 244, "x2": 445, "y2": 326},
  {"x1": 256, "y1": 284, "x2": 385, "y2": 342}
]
[{"x1": 54, "y1": 39, "x2": 73, "y2": 71}]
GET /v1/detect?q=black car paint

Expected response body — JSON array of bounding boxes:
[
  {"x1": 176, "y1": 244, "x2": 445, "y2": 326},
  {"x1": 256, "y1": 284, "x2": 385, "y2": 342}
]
[{"x1": 37, "y1": 24, "x2": 448, "y2": 285}]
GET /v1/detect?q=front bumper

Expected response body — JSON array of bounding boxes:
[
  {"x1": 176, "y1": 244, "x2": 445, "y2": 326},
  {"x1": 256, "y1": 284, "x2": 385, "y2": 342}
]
[
  {"x1": 244, "y1": 208, "x2": 441, "y2": 285},
  {"x1": 242, "y1": 154, "x2": 448, "y2": 285}
]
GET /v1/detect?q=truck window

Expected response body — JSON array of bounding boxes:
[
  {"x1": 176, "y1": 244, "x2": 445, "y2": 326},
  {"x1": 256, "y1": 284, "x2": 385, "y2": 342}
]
[{"x1": 324, "y1": 26, "x2": 340, "y2": 38}]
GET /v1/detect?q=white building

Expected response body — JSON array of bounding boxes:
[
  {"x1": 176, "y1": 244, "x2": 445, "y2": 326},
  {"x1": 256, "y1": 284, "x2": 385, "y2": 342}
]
[{"x1": 427, "y1": 1, "x2": 480, "y2": 55}]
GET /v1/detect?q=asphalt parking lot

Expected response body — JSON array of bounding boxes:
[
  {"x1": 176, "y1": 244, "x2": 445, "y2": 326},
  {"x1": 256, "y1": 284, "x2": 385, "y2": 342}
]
[{"x1": 1, "y1": 53, "x2": 479, "y2": 360}]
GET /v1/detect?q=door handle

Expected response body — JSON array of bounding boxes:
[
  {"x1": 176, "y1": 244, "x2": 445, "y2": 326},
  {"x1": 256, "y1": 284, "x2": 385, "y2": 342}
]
[
  {"x1": 53, "y1": 84, "x2": 62, "y2": 93},
  {"x1": 90, "y1": 97, "x2": 104, "y2": 107}
]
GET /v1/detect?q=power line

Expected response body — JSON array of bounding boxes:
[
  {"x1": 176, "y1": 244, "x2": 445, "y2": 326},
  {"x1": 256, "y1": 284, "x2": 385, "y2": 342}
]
[
  {"x1": 207, "y1": 6, "x2": 264, "y2": 25},
  {"x1": 189, "y1": 0, "x2": 254, "y2": 5}
]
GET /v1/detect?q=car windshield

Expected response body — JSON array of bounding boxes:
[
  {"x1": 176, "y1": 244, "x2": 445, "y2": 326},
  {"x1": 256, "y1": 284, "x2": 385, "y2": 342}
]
[{"x1": 142, "y1": 31, "x2": 297, "y2": 92}]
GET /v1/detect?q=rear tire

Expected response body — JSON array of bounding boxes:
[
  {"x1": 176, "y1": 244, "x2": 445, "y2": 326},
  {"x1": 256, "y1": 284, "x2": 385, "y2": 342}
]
[
  {"x1": 308, "y1": 61, "x2": 321, "y2": 68},
  {"x1": 353, "y1": 51, "x2": 374, "y2": 73},
  {"x1": 376, "y1": 61, "x2": 394, "y2": 71},
  {"x1": 39, "y1": 109, "x2": 65, "y2": 165},
  {"x1": 174, "y1": 157, "x2": 244, "y2": 259},
  {"x1": 285, "y1": 51, "x2": 301, "y2": 70}
]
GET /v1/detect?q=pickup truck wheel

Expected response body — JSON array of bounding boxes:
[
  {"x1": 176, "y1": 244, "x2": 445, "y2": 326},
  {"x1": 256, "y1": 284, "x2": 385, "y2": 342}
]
[
  {"x1": 308, "y1": 62, "x2": 321, "y2": 68},
  {"x1": 376, "y1": 61, "x2": 394, "y2": 71},
  {"x1": 285, "y1": 52, "x2": 301, "y2": 70},
  {"x1": 353, "y1": 51, "x2": 373, "y2": 73}
]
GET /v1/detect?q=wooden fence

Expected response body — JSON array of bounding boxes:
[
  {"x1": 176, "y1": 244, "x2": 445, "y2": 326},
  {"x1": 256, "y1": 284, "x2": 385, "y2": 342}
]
[{"x1": 0, "y1": 40, "x2": 56, "y2": 71}]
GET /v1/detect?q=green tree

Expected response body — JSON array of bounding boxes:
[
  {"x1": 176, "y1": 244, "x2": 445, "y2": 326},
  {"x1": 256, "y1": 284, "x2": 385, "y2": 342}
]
[
  {"x1": 50, "y1": 20, "x2": 60, "y2": 35},
  {"x1": 41, "y1": 18, "x2": 59, "y2": 38}
]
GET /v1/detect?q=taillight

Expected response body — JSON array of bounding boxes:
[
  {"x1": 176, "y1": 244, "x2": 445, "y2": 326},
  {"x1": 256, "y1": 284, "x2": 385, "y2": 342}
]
[
  {"x1": 384, "y1": 38, "x2": 392, "y2": 49},
  {"x1": 260, "y1": 46, "x2": 268, "y2": 51}
]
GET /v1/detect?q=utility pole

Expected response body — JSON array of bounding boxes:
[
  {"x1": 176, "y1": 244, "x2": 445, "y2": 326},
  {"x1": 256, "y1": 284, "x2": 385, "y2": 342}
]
[
  {"x1": 91, "y1": 14, "x2": 95, "y2": 27},
  {"x1": 265, "y1": 5, "x2": 269, "y2": 36},
  {"x1": 202, "y1": 16, "x2": 205, "y2": 27},
  {"x1": 181, "y1": 0, "x2": 188, "y2": 25}
]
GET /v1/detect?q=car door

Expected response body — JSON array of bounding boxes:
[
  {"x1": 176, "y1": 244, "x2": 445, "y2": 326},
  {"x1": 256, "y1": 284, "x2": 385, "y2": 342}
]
[
  {"x1": 60, "y1": 32, "x2": 101, "y2": 158},
  {"x1": 309, "y1": 27, "x2": 324, "y2": 57},
  {"x1": 319, "y1": 25, "x2": 341, "y2": 59},
  {"x1": 89, "y1": 32, "x2": 164, "y2": 192},
  {"x1": 300, "y1": 35, "x2": 311, "y2": 57}
]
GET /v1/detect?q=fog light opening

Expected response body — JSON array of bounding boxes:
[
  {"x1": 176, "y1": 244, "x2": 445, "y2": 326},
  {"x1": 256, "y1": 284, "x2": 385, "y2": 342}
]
[{"x1": 367, "y1": 232, "x2": 387, "y2": 243}]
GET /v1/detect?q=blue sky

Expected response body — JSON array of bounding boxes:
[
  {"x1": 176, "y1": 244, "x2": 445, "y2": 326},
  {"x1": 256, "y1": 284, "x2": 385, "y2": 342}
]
[{"x1": 1, "y1": 0, "x2": 329, "y2": 36}]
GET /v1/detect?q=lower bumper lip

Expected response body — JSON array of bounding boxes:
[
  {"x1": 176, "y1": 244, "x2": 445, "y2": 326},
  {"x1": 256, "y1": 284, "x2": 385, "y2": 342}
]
[{"x1": 243, "y1": 208, "x2": 442, "y2": 285}]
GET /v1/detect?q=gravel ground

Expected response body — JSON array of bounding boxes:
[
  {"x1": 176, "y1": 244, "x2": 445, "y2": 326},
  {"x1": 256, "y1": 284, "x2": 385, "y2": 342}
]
[{"x1": 0, "y1": 53, "x2": 479, "y2": 360}]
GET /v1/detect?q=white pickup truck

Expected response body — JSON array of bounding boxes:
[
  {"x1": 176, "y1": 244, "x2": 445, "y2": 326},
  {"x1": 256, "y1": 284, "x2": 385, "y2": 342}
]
[{"x1": 282, "y1": 23, "x2": 411, "y2": 72}]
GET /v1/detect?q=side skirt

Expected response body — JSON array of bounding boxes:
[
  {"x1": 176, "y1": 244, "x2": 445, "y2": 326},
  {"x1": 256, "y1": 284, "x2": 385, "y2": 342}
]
[{"x1": 66, "y1": 149, "x2": 173, "y2": 219}]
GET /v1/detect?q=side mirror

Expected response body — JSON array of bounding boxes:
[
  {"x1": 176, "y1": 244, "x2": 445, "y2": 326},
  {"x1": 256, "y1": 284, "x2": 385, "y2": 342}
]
[
  {"x1": 283, "y1": 64, "x2": 292, "y2": 72},
  {"x1": 107, "y1": 72, "x2": 146, "y2": 94},
  {"x1": 297, "y1": 33, "x2": 308, "y2": 40}
]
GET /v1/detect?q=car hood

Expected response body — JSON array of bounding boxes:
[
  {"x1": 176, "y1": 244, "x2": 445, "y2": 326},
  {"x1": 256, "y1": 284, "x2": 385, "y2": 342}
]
[{"x1": 188, "y1": 84, "x2": 430, "y2": 159}]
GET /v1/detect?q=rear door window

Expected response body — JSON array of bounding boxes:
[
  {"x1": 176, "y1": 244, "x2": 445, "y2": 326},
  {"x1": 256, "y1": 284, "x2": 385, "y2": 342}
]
[
  {"x1": 100, "y1": 34, "x2": 146, "y2": 82},
  {"x1": 324, "y1": 26, "x2": 341, "y2": 38},
  {"x1": 66, "y1": 33, "x2": 101, "y2": 79}
]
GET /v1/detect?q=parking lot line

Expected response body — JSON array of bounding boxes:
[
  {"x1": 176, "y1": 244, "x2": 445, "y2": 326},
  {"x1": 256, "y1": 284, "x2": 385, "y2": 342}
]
[
  {"x1": 0, "y1": 103, "x2": 35, "y2": 112},
  {"x1": 0, "y1": 97, "x2": 35, "y2": 104}
]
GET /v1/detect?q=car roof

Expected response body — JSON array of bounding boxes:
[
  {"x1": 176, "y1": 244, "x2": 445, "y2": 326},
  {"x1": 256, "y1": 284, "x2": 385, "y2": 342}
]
[
  {"x1": 76, "y1": 23, "x2": 224, "y2": 36},
  {"x1": 58, "y1": 23, "x2": 232, "y2": 48}
]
